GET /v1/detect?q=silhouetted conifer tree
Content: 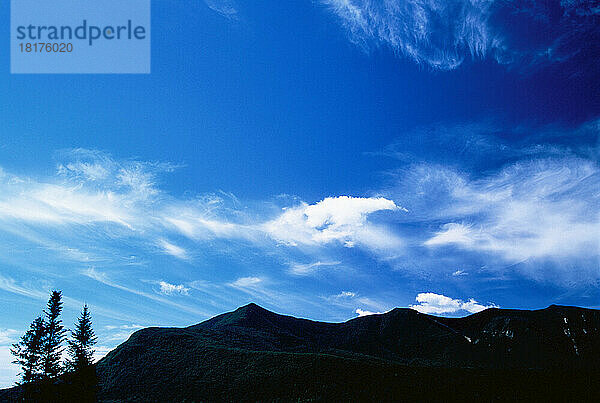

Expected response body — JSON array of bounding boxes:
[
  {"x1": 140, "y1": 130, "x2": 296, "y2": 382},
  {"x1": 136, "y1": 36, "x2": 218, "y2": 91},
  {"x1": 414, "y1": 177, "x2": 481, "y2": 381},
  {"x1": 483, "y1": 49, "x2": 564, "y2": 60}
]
[
  {"x1": 41, "y1": 290, "x2": 65, "y2": 380},
  {"x1": 10, "y1": 316, "x2": 45, "y2": 384},
  {"x1": 66, "y1": 304, "x2": 97, "y2": 371},
  {"x1": 64, "y1": 304, "x2": 98, "y2": 402}
]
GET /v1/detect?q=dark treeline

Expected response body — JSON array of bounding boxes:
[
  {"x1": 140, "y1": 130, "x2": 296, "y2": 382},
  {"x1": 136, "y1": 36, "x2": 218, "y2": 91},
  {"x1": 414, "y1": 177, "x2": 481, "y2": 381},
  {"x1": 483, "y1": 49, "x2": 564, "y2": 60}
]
[{"x1": 10, "y1": 290, "x2": 98, "y2": 402}]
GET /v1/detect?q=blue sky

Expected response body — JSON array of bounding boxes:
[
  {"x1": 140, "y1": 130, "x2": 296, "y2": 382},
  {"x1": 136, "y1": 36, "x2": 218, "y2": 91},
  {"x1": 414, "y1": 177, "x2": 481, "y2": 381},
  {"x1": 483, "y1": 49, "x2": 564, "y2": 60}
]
[{"x1": 0, "y1": 0, "x2": 599, "y2": 386}]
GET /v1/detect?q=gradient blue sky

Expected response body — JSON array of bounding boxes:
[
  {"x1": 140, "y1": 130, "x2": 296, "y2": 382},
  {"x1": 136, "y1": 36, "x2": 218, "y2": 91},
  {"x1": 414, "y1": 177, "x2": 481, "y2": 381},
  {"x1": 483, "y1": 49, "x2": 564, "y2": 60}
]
[{"x1": 1, "y1": 0, "x2": 599, "y2": 386}]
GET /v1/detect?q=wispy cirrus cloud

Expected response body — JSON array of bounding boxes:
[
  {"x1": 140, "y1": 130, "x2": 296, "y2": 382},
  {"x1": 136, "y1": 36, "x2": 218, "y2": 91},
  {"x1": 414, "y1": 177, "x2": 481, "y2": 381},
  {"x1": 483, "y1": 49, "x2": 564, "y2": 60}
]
[
  {"x1": 321, "y1": 290, "x2": 391, "y2": 317},
  {"x1": 157, "y1": 239, "x2": 188, "y2": 260},
  {"x1": 0, "y1": 150, "x2": 402, "y2": 270},
  {"x1": 288, "y1": 261, "x2": 341, "y2": 276},
  {"x1": 321, "y1": 0, "x2": 600, "y2": 71},
  {"x1": 0, "y1": 275, "x2": 49, "y2": 300},
  {"x1": 420, "y1": 157, "x2": 600, "y2": 266},
  {"x1": 82, "y1": 268, "x2": 207, "y2": 316},
  {"x1": 204, "y1": 0, "x2": 238, "y2": 19},
  {"x1": 102, "y1": 324, "x2": 145, "y2": 342},
  {"x1": 378, "y1": 119, "x2": 600, "y2": 283},
  {"x1": 0, "y1": 328, "x2": 19, "y2": 345},
  {"x1": 322, "y1": 0, "x2": 495, "y2": 69},
  {"x1": 0, "y1": 274, "x2": 146, "y2": 324},
  {"x1": 229, "y1": 276, "x2": 263, "y2": 289},
  {"x1": 0, "y1": 136, "x2": 598, "y2": 321}
]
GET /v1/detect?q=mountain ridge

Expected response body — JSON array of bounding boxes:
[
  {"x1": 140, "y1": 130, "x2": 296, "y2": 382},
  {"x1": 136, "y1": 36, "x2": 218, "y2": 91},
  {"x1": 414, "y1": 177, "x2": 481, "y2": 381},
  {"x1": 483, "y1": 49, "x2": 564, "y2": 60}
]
[
  {"x1": 3, "y1": 303, "x2": 600, "y2": 402},
  {"x1": 115, "y1": 302, "x2": 600, "y2": 369}
]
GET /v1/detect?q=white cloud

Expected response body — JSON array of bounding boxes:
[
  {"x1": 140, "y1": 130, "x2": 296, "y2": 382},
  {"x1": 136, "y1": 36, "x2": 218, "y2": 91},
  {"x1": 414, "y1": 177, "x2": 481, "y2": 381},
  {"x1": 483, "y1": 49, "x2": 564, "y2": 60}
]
[
  {"x1": 355, "y1": 308, "x2": 383, "y2": 317},
  {"x1": 322, "y1": 293, "x2": 389, "y2": 316},
  {"x1": 264, "y1": 196, "x2": 402, "y2": 250},
  {"x1": 321, "y1": 0, "x2": 496, "y2": 70},
  {"x1": 0, "y1": 345, "x2": 18, "y2": 388},
  {"x1": 1, "y1": 145, "x2": 596, "y2": 300},
  {"x1": 158, "y1": 239, "x2": 188, "y2": 260},
  {"x1": 425, "y1": 223, "x2": 474, "y2": 247},
  {"x1": 321, "y1": 0, "x2": 599, "y2": 71},
  {"x1": 104, "y1": 324, "x2": 145, "y2": 331},
  {"x1": 103, "y1": 324, "x2": 145, "y2": 342},
  {"x1": 0, "y1": 329, "x2": 19, "y2": 345},
  {"x1": 230, "y1": 276, "x2": 263, "y2": 288},
  {"x1": 288, "y1": 261, "x2": 341, "y2": 276},
  {"x1": 452, "y1": 270, "x2": 468, "y2": 276},
  {"x1": 92, "y1": 345, "x2": 114, "y2": 364},
  {"x1": 0, "y1": 152, "x2": 408, "y2": 278},
  {"x1": 159, "y1": 281, "x2": 190, "y2": 296},
  {"x1": 82, "y1": 268, "x2": 207, "y2": 316},
  {"x1": 410, "y1": 292, "x2": 497, "y2": 315},
  {"x1": 0, "y1": 275, "x2": 49, "y2": 300},
  {"x1": 0, "y1": 183, "x2": 133, "y2": 227},
  {"x1": 58, "y1": 161, "x2": 109, "y2": 181},
  {"x1": 0, "y1": 150, "x2": 183, "y2": 230},
  {"x1": 421, "y1": 158, "x2": 600, "y2": 265},
  {"x1": 163, "y1": 213, "x2": 252, "y2": 241}
]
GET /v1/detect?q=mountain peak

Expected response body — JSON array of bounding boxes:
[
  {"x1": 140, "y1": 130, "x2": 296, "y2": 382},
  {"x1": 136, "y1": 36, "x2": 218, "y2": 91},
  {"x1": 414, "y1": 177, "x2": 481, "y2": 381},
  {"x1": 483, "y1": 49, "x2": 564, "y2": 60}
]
[
  {"x1": 192, "y1": 302, "x2": 282, "y2": 331},
  {"x1": 235, "y1": 302, "x2": 276, "y2": 318},
  {"x1": 238, "y1": 302, "x2": 268, "y2": 312}
]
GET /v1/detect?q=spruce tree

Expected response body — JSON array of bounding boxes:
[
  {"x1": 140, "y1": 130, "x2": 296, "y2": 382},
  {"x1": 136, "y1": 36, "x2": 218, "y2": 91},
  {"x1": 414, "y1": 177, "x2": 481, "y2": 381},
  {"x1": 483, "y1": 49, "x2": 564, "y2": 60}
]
[
  {"x1": 66, "y1": 304, "x2": 97, "y2": 371},
  {"x1": 41, "y1": 290, "x2": 66, "y2": 380},
  {"x1": 10, "y1": 316, "x2": 46, "y2": 384}
]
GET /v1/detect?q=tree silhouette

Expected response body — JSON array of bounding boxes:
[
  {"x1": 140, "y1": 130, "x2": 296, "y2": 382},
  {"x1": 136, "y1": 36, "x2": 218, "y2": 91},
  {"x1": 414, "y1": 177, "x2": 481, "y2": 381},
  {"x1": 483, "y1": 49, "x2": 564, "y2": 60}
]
[
  {"x1": 41, "y1": 290, "x2": 66, "y2": 380},
  {"x1": 10, "y1": 316, "x2": 45, "y2": 384},
  {"x1": 65, "y1": 304, "x2": 98, "y2": 402},
  {"x1": 9, "y1": 291, "x2": 99, "y2": 401},
  {"x1": 66, "y1": 304, "x2": 97, "y2": 371}
]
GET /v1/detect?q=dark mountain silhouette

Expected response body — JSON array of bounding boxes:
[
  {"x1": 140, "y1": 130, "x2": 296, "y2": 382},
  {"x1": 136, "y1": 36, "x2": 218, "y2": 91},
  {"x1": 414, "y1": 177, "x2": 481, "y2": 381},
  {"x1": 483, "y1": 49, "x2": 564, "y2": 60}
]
[{"x1": 2, "y1": 303, "x2": 600, "y2": 401}]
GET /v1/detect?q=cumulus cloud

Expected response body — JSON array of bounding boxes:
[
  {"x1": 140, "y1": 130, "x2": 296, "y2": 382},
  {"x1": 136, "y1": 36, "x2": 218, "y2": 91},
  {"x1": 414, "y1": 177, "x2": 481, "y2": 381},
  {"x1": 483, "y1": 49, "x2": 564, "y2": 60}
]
[
  {"x1": 159, "y1": 281, "x2": 190, "y2": 295},
  {"x1": 410, "y1": 292, "x2": 497, "y2": 315},
  {"x1": 321, "y1": 0, "x2": 600, "y2": 71},
  {"x1": 264, "y1": 196, "x2": 403, "y2": 250},
  {"x1": 355, "y1": 308, "x2": 383, "y2": 317},
  {"x1": 336, "y1": 291, "x2": 356, "y2": 298}
]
